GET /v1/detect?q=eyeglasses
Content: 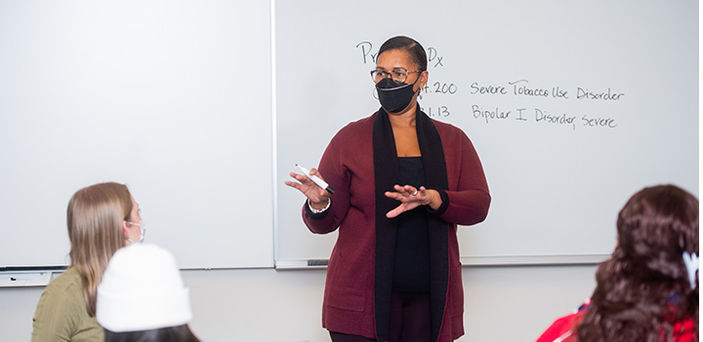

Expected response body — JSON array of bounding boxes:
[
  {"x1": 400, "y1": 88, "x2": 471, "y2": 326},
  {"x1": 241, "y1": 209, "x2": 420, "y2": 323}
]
[
  {"x1": 126, "y1": 221, "x2": 144, "y2": 228},
  {"x1": 370, "y1": 67, "x2": 421, "y2": 83}
]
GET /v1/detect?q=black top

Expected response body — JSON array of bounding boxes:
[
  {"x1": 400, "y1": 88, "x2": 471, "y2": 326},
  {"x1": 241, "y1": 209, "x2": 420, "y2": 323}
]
[{"x1": 392, "y1": 157, "x2": 430, "y2": 294}]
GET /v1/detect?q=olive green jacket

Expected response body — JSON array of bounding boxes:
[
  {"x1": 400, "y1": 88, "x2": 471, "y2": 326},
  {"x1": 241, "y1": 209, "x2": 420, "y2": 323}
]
[{"x1": 31, "y1": 268, "x2": 104, "y2": 342}]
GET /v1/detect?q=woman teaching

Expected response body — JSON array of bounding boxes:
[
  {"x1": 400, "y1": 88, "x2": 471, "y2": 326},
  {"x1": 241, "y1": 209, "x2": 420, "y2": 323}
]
[{"x1": 286, "y1": 36, "x2": 490, "y2": 342}]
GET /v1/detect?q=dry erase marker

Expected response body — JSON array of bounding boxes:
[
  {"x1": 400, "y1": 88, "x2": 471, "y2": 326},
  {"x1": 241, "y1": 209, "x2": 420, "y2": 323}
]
[{"x1": 295, "y1": 164, "x2": 335, "y2": 194}]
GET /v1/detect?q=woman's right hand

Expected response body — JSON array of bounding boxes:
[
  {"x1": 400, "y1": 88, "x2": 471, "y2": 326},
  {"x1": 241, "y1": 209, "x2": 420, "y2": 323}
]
[{"x1": 285, "y1": 168, "x2": 331, "y2": 210}]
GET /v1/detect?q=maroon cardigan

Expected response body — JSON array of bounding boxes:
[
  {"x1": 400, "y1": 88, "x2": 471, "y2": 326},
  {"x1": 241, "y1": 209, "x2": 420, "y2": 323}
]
[{"x1": 302, "y1": 112, "x2": 490, "y2": 341}]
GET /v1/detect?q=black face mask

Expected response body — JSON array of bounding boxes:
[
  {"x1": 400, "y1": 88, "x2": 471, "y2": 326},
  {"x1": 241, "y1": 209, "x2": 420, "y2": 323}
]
[{"x1": 375, "y1": 77, "x2": 419, "y2": 113}]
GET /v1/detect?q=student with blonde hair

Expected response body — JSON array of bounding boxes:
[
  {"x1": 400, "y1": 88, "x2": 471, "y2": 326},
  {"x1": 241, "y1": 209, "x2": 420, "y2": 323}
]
[{"x1": 31, "y1": 182, "x2": 144, "y2": 342}]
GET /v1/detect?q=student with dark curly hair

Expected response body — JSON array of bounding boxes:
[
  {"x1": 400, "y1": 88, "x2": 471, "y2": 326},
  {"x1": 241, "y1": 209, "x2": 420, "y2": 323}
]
[{"x1": 537, "y1": 184, "x2": 698, "y2": 342}]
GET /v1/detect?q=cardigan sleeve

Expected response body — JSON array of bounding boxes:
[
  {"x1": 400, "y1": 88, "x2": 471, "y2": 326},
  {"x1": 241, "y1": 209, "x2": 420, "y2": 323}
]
[
  {"x1": 301, "y1": 128, "x2": 352, "y2": 234},
  {"x1": 439, "y1": 129, "x2": 491, "y2": 226}
]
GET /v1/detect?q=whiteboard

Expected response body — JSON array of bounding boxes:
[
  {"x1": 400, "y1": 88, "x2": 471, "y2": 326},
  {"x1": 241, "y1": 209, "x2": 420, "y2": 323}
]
[
  {"x1": 274, "y1": 0, "x2": 698, "y2": 267},
  {"x1": 0, "y1": 0, "x2": 273, "y2": 269}
]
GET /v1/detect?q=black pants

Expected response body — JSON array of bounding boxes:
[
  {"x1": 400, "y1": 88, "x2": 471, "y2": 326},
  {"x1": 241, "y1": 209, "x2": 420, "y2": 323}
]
[{"x1": 330, "y1": 292, "x2": 432, "y2": 342}]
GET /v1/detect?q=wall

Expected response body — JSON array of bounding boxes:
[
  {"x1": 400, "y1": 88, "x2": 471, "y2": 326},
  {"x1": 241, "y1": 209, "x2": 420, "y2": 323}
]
[{"x1": 0, "y1": 265, "x2": 597, "y2": 341}]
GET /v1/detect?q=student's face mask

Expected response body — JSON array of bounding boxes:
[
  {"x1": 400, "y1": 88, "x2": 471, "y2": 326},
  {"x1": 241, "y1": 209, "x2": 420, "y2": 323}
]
[{"x1": 126, "y1": 221, "x2": 145, "y2": 244}]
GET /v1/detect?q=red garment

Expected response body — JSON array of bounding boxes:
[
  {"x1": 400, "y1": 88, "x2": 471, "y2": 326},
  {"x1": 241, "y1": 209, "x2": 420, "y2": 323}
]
[
  {"x1": 303, "y1": 113, "x2": 490, "y2": 341},
  {"x1": 537, "y1": 304, "x2": 698, "y2": 342},
  {"x1": 536, "y1": 310, "x2": 585, "y2": 342}
]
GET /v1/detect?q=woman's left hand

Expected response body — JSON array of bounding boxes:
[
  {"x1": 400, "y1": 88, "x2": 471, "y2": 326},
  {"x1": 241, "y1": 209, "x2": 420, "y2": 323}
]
[{"x1": 384, "y1": 185, "x2": 441, "y2": 218}]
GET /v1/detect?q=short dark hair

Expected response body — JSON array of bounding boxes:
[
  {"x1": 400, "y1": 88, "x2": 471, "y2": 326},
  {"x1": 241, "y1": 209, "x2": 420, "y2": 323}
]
[
  {"x1": 377, "y1": 36, "x2": 428, "y2": 71},
  {"x1": 104, "y1": 325, "x2": 201, "y2": 342}
]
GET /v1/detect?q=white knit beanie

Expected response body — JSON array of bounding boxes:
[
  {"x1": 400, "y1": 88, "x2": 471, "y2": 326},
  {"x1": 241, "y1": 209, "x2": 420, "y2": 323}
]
[{"x1": 96, "y1": 243, "x2": 192, "y2": 332}]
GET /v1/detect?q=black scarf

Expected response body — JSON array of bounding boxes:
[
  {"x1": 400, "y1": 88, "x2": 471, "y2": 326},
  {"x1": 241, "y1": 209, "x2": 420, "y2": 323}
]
[{"x1": 373, "y1": 107, "x2": 450, "y2": 342}]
